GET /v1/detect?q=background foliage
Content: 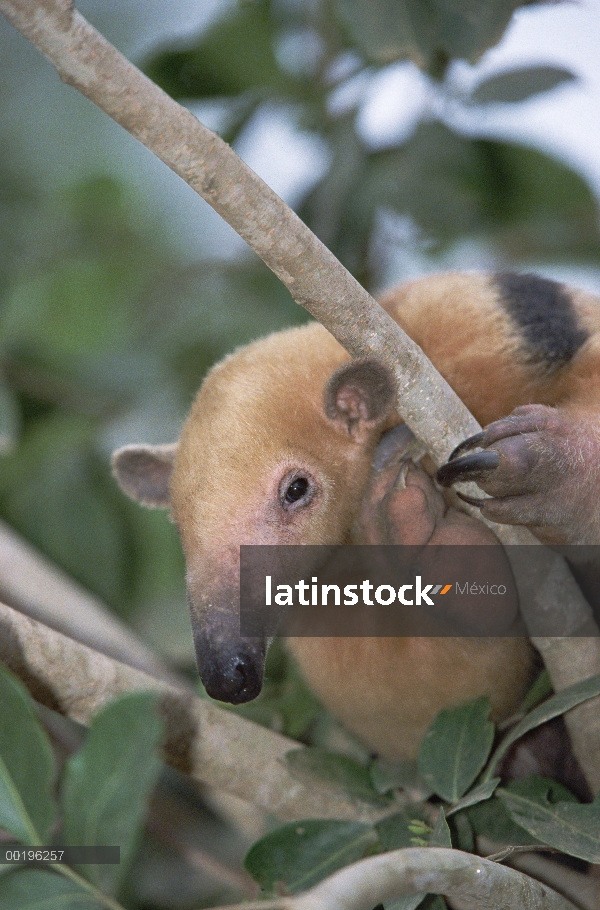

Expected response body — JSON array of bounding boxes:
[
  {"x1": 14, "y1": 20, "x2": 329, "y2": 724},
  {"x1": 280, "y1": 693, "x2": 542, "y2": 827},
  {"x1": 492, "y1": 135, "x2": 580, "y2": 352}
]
[{"x1": 1, "y1": 0, "x2": 600, "y2": 907}]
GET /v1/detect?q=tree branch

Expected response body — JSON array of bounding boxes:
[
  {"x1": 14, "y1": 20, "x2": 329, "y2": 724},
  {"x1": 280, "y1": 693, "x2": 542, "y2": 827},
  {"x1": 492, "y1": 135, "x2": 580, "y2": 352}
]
[
  {"x1": 2, "y1": 0, "x2": 600, "y2": 792},
  {"x1": 207, "y1": 848, "x2": 578, "y2": 910},
  {"x1": 0, "y1": 519, "x2": 172, "y2": 680},
  {"x1": 0, "y1": 0, "x2": 506, "y2": 461},
  {"x1": 0, "y1": 598, "x2": 397, "y2": 824},
  {"x1": 479, "y1": 836, "x2": 600, "y2": 910}
]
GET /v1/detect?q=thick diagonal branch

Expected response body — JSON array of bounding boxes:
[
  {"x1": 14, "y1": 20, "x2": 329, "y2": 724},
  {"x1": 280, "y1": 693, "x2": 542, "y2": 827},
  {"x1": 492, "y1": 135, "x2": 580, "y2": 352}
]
[{"x1": 0, "y1": 599, "x2": 393, "y2": 823}]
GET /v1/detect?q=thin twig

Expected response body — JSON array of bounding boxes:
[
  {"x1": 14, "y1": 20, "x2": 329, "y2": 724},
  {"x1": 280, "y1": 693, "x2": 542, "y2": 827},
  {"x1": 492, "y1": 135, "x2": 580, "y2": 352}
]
[
  {"x1": 0, "y1": 519, "x2": 172, "y2": 680},
  {"x1": 485, "y1": 845, "x2": 560, "y2": 863}
]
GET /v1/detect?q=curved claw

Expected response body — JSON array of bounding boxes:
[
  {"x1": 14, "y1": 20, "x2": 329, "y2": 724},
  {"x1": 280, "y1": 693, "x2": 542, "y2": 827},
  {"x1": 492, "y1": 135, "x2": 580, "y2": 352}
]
[
  {"x1": 456, "y1": 490, "x2": 486, "y2": 508},
  {"x1": 448, "y1": 431, "x2": 487, "y2": 462},
  {"x1": 436, "y1": 450, "x2": 500, "y2": 487}
]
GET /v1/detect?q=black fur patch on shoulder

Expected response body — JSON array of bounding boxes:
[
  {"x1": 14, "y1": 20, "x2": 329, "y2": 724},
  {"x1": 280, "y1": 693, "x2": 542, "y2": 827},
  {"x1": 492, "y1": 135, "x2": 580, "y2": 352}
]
[{"x1": 494, "y1": 271, "x2": 588, "y2": 371}]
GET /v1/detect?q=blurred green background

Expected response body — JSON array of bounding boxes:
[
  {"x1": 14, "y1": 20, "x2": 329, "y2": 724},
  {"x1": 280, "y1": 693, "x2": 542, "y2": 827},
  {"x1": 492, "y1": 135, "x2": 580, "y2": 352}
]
[{"x1": 2, "y1": 0, "x2": 600, "y2": 668}]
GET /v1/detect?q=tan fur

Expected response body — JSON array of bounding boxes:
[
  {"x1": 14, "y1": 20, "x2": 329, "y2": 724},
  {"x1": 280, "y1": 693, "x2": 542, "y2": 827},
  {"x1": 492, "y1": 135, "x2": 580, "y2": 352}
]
[
  {"x1": 171, "y1": 325, "x2": 364, "y2": 555},
  {"x1": 289, "y1": 637, "x2": 532, "y2": 760},
  {"x1": 117, "y1": 271, "x2": 600, "y2": 760},
  {"x1": 380, "y1": 273, "x2": 600, "y2": 423}
]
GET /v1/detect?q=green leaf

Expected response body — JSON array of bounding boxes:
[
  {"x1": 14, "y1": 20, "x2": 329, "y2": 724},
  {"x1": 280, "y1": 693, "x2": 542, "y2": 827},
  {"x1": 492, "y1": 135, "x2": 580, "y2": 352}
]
[
  {"x1": 286, "y1": 748, "x2": 389, "y2": 806},
  {"x1": 384, "y1": 894, "x2": 425, "y2": 910},
  {"x1": 61, "y1": 692, "x2": 163, "y2": 894},
  {"x1": 446, "y1": 778, "x2": 500, "y2": 816},
  {"x1": 298, "y1": 120, "x2": 370, "y2": 276},
  {"x1": 422, "y1": 898, "x2": 448, "y2": 910},
  {"x1": 484, "y1": 142, "x2": 600, "y2": 259},
  {"x1": 370, "y1": 757, "x2": 433, "y2": 799},
  {"x1": 498, "y1": 786, "x2": 600, "y2": 863},
  {"x1": 352, "y1": 124, "x2": 600, "y2": 261},
  {"x1": 360, "y1": 123, "x2": 489, "y2": 244},
  {"x1": 2, "y1": 261, "x2": 133, "y2": 359},
  {"x1": 472, "y1": 66, "x2": 576, "y2": 105},
  {"x1": 430, "y1": 809, "x2": 452, "y2": 848},
  {"x1": 0, "y1": 383, "x2": 19, "y2": 454},
  {"x1": 244, "y1": 819, "x2": 377, "y2": 894},
  {"x1": 0, "y1": 414, "x2": 129, "y2": 607},
  {"x1": 418, "y1": 697, "x2": 494, "y2": 802},
  {"x1": 485, "y1": 673, "x2": 600, "y2": 779},
  {"x1": 384, "y1": 878, "x2": 449, "y2": 910},
  {"x1": 378, "y1": 810, "x2": 450, "y2": 909},
  {"x1": 336, "y1": 0, "x2": 423, "y2": 66},
  {"x1": 506, "y1": 775, "x2": 579, "y2": 805},
  {"x1": 376, "y1": 811, "x2": 424, "y2": 851},
  {"x1": 450, "y1": 810, "x2": 474, "y2": 853},
  {"x1": 0, "y1": 663, "x2": 56, "y2": 845},
  {"x1": 519, "y1": 669, "x2": 553, "y2": 714},
  {"x1": 144, "y1": 3, "x2": 287, "y2": 99},
  {"x1": 0, "y1": 869, "x2": 104, "y2": 910},
  {"x1": 337, "y1": 0, "x2": 530, "y2": 72},
  {"x1": 467, "y1": 795, "x2": 536, "y2": 847},
  {"x1": 163, "y1": 262, "x2": 309, "y2": 384},
  {"x1": 470, "y1": 776, "x2": 575, "y2": 848}
]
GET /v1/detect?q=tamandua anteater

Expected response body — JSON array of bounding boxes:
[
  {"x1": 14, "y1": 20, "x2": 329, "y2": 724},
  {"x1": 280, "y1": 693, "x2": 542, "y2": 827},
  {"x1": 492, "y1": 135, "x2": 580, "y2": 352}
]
[{"x1": 112, "y1": 271, "x2": 600, "y2": 760}]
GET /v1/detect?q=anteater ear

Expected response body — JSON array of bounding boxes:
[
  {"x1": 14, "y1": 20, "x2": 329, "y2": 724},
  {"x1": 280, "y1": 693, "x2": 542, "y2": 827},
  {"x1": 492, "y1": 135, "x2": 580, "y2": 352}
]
[
  {"x1": 324, "y1": 359, "x2": 396, "y2": 438},
  {"x1": 111, "y1": 443, "x2": 177, "y2": 508}
]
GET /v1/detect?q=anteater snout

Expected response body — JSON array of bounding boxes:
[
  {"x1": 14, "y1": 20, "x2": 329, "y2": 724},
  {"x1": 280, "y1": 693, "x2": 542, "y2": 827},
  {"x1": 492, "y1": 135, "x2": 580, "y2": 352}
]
[{"x1": 195, "y1": 634, "x2": 265, "y2": 704}]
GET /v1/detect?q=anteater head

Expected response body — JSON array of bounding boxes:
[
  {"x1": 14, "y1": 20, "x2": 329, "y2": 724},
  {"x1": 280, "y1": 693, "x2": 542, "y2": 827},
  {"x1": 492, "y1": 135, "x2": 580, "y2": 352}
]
[{"x1": 112, "y1": 324, "x2": 397, "y2": 703}]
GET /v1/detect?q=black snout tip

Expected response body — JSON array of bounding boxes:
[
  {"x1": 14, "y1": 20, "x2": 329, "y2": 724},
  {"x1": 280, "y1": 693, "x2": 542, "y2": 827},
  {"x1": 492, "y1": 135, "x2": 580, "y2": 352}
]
[{"x1": 201, "y1": 651, "x2": 264, "y2": 704}]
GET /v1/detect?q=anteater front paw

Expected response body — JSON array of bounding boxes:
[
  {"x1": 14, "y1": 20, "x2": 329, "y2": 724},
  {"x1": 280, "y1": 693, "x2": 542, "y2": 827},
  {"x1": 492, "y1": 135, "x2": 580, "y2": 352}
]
[{"x1": 437, "y1": 404, "x2": 600, "y2": 544}]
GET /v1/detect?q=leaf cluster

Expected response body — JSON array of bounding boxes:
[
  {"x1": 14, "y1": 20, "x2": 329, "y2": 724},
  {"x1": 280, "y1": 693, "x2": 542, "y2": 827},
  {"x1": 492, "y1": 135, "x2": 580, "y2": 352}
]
[
  {"x1": 146, "y1": 0, "x2": 599, "y2": 285},
  {"x1": 242, "y1": 673, "x2": 600, "y2": 906},
  {"x1": 3, "y1": 656, "x2": 599, "y2": 908},
  {"x1": 0, "y1": 662, "x2": 163, "y2": 909}
]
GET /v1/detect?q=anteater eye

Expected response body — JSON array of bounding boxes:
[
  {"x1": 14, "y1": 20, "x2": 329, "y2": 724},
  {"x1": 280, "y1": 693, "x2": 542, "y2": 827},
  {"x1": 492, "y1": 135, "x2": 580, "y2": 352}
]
[
  {"x1": 278, "y1": 471, "x2": 316, "y2": 511},
  {"x1": 284, "y1": 477, "x2": 309, "y2": 504}
]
